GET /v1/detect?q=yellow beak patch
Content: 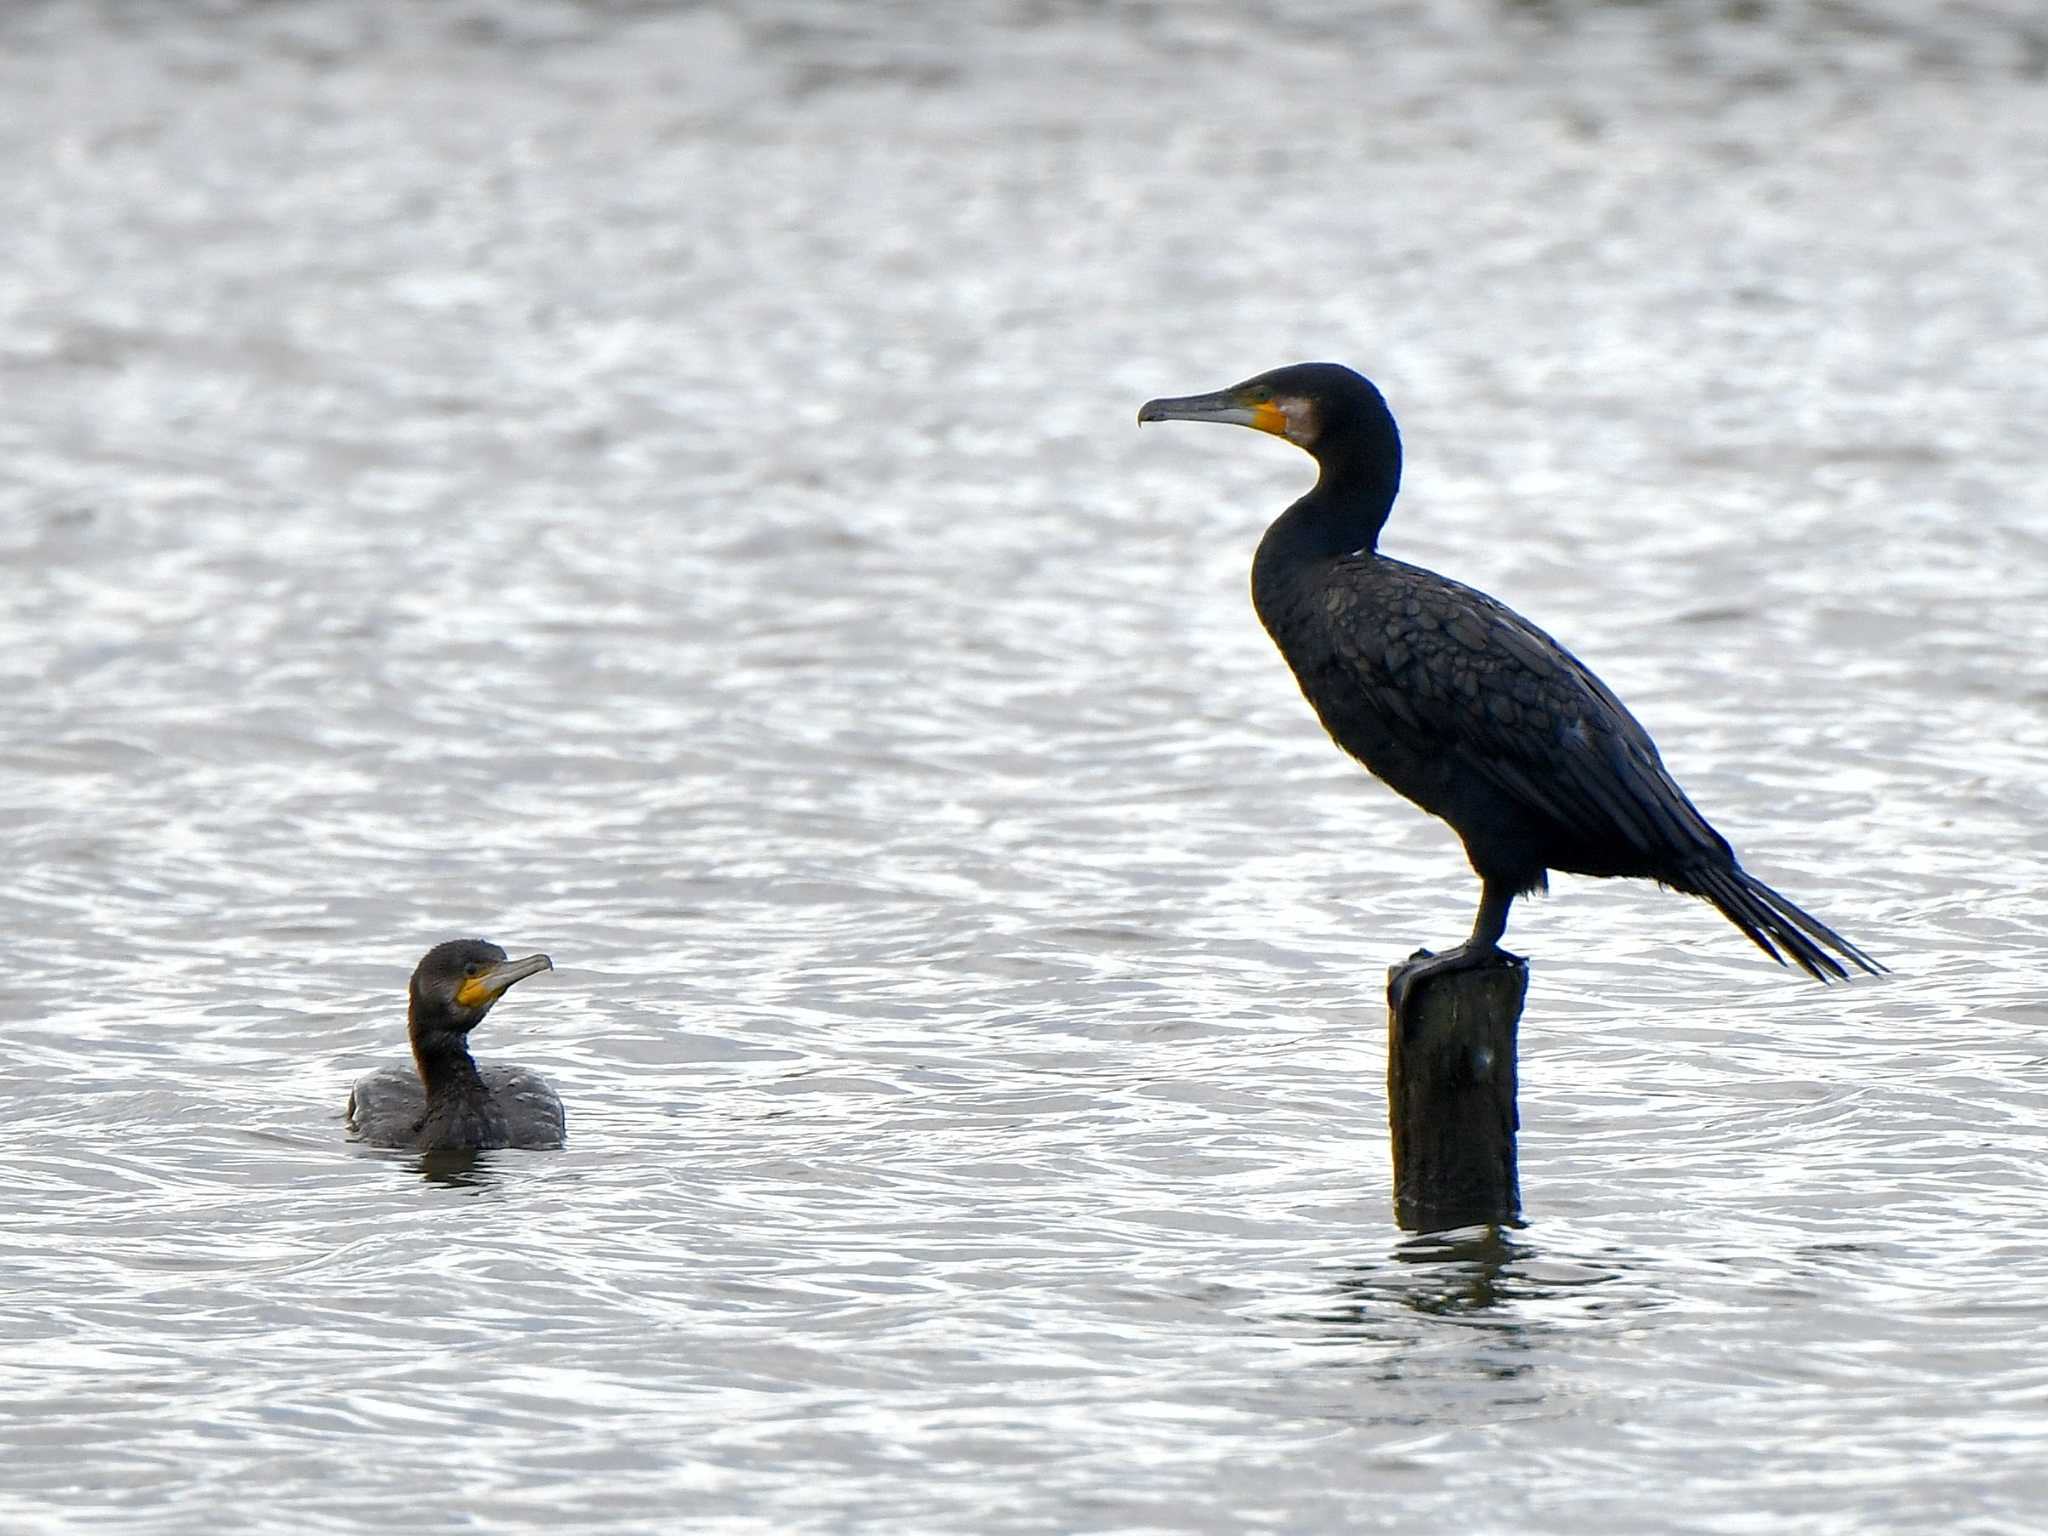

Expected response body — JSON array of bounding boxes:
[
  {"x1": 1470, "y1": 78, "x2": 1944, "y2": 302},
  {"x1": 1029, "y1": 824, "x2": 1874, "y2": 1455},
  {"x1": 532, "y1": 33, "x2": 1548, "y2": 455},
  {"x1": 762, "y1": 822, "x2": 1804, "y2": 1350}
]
[{"x1": 1249, "y1": 401, "x2": 1288, "y2": 436}]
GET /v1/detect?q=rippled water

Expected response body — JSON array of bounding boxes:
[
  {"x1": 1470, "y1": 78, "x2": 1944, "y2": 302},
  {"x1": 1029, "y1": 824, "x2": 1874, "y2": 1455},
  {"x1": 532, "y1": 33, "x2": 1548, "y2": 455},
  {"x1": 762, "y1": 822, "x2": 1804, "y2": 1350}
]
[{"x1": 3, "y1": 1, "x2": 2046, "y2": 1529}]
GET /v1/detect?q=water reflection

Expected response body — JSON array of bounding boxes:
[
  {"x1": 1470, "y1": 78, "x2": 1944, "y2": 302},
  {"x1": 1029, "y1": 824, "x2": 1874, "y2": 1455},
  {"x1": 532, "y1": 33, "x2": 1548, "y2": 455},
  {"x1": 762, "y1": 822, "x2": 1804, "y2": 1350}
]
[
  {"x1": 409, "y1": 1149, "x2": 498, "y2": 1191},
  {"x1": 1307, "y1": 1227, "x2": 1534, "y2": 1340},
  {"x1": 1388, "y1": 1226, "x2": 1532, "y2": 1318},
  {"x1": 1298, "y1": 1226, "x2": 1635, "y2": 1349}
]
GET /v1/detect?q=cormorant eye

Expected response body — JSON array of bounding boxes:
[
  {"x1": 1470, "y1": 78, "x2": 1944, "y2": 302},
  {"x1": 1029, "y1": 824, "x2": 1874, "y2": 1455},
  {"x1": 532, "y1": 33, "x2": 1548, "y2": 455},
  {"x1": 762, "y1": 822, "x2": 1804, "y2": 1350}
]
[{"x1": 463, "y1": 964, "x2": 481, "y2": 978}]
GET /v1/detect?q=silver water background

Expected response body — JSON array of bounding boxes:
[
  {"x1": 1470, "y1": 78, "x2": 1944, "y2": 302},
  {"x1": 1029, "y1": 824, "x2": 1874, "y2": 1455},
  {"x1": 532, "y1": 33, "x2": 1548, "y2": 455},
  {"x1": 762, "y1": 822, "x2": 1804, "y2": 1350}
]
[{"x1": 2, "y1": 2, "x2": 2045, "y2": 1530}]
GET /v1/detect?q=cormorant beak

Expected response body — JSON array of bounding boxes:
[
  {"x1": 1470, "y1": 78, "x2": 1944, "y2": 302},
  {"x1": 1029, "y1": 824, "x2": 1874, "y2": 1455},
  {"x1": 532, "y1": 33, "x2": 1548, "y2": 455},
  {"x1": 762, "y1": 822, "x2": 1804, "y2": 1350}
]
[
  {"x1": 1138, "y1": 389, "x2": 1289, "y2": 438},
  {"x1": 454, "y1": 953, "x2": 553, "y2": 1009}
]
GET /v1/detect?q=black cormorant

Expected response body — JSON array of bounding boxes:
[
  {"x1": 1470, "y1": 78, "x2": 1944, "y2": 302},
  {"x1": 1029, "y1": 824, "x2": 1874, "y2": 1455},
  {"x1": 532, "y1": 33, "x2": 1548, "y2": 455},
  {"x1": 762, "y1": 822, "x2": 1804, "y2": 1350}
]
[
  {"x1": 1138, "y1": 362, "x2": 1883, "y2": 1001},
  {"x1": 346, "y1": 939, "x2": 563, "y2": 1151}
]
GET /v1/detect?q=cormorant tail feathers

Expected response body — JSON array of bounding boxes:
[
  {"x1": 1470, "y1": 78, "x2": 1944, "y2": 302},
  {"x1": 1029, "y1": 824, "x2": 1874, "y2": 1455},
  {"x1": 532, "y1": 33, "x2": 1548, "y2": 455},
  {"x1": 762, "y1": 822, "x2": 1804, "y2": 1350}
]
[{"x1": 1689, "y1": 865, "x2": 1886, "y2": 983}]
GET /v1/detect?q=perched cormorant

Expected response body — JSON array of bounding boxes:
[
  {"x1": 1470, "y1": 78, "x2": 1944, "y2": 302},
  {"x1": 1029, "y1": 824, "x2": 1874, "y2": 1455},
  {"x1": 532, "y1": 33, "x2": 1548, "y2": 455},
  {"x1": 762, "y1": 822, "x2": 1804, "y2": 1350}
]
[
  {"x1": 346, "y1": 940, "x2": 563, "y2": 1151},
  {"x1": 1138, "y1": 362, "x2": 1882, "y2": 1001}
]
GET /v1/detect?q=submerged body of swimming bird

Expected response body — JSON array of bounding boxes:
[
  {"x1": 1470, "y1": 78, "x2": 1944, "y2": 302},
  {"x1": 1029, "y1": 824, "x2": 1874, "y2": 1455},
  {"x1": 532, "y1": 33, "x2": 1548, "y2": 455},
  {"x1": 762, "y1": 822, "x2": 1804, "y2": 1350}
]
[
  {"x1": 347, "y1": 939, "x2": 563, "y2": 1151},
  {"x1": 1138, "y1": 362, "x2": 1882, "y2": 1002}
]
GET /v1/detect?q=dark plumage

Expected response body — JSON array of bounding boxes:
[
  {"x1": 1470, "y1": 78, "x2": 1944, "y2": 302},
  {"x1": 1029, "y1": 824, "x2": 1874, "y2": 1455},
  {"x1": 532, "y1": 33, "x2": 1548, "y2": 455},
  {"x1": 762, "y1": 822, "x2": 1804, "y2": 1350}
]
[
  {"x1": 346, "y1": 939, "x2": 564, "y2": 1151},
  {"x1": 1138, "y1": 362, "x2": 1882, "y2": 1000}
]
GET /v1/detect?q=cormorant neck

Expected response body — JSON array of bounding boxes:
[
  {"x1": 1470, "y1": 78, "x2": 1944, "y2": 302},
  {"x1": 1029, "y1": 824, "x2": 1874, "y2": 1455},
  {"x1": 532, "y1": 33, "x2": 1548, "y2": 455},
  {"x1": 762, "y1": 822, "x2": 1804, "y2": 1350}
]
[
  {"x1": 1260, "y1": 434, "x2": 1402, "y2": 567},
  {"x1": 1314, "y1": 417, "x2": 1403, "y2": 552},
  {"x1": 409, "y1": 1006, "x2": 485, "y2": 1101}
]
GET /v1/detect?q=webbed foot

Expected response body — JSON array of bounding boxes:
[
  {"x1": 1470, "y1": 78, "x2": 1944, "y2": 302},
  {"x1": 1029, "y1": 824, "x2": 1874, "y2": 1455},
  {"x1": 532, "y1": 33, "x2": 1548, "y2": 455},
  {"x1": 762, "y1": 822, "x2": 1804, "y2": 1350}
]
[{"x1": 1388, "y1": 943, "x2": 1524, "y2": 1016}]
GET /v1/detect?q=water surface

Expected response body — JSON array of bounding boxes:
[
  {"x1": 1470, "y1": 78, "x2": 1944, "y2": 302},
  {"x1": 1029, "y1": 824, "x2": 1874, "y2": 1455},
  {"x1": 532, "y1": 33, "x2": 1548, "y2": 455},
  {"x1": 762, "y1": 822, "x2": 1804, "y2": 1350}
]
[{"x1": 2, "y1": 2, "x2": 2045, "y2": 1530}]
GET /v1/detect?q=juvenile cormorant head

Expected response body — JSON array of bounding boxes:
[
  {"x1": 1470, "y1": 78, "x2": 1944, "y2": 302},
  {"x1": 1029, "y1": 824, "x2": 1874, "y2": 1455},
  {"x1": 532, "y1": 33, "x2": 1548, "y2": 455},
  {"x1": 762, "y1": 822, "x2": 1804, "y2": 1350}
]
[
  {"x1": 408, "y1": 939, "x2": 553, "y2": 1059},
  {"x1": 348, "y1": 939, "x2": 563, "y2": 1152},
  {"x1": 1139, "y1": 362, "x2": 1396, "y2": 457}
]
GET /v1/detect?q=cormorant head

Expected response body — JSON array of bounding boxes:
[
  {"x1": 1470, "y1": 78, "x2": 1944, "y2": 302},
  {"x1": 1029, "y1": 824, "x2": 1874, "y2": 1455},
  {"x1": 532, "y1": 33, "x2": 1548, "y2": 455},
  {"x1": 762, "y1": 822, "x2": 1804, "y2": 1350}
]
[
  {"x1": 407, "y1": 939, "x2": 553, "y2": 1042},
  {"x1": 1138, "y1": 361, "x2": 1398, "y2": 467}
]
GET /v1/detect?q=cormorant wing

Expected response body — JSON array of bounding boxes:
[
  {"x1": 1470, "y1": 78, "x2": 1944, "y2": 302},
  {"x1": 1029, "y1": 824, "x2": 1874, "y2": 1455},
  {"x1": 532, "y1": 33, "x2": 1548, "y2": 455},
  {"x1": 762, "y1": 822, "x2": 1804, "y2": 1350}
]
[
  {"x1": 1358, "y1": 560, "x2": 1730, "y2": 866},
  {"x1": 346, "y1": 1065, "x2": 426, "y2": 1142}
]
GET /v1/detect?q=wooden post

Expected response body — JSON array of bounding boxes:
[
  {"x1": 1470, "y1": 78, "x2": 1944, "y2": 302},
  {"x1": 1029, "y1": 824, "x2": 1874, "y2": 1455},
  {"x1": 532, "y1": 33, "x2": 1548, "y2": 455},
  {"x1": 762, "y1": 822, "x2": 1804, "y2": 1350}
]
[{"x1": 1386, "y1": 955, "x2": 1528, "y2": 1231}]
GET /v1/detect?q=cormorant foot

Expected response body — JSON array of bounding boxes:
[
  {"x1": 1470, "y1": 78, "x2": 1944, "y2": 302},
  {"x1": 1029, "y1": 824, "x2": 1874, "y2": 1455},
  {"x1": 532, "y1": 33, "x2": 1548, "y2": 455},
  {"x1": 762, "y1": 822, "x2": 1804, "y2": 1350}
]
[{"x1": 1387, "y1": 943, "x2": 1524, "y2": 1016}]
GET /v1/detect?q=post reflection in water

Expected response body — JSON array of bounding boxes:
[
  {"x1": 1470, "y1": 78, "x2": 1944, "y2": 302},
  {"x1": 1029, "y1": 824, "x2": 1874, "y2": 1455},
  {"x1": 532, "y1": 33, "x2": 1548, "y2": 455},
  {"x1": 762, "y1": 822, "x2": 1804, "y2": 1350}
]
[
  {"x1": 1387, "y1": 1226, "x2": 1533, "y2": 1320},
  {"x1": 1296, "y1": 1226, "x2": 1637, "y2": 1351}
]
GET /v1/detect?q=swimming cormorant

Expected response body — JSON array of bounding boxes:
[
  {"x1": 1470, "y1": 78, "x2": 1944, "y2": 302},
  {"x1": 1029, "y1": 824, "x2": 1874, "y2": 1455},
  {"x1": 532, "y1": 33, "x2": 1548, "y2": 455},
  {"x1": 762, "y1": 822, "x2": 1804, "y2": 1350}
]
[
  {"x1": 346, "y1": 939, "x2": 563, "y2": 1150},
  {"x1": 1138, "y1": 362, "x2": 1882, "y2": 1001}
]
